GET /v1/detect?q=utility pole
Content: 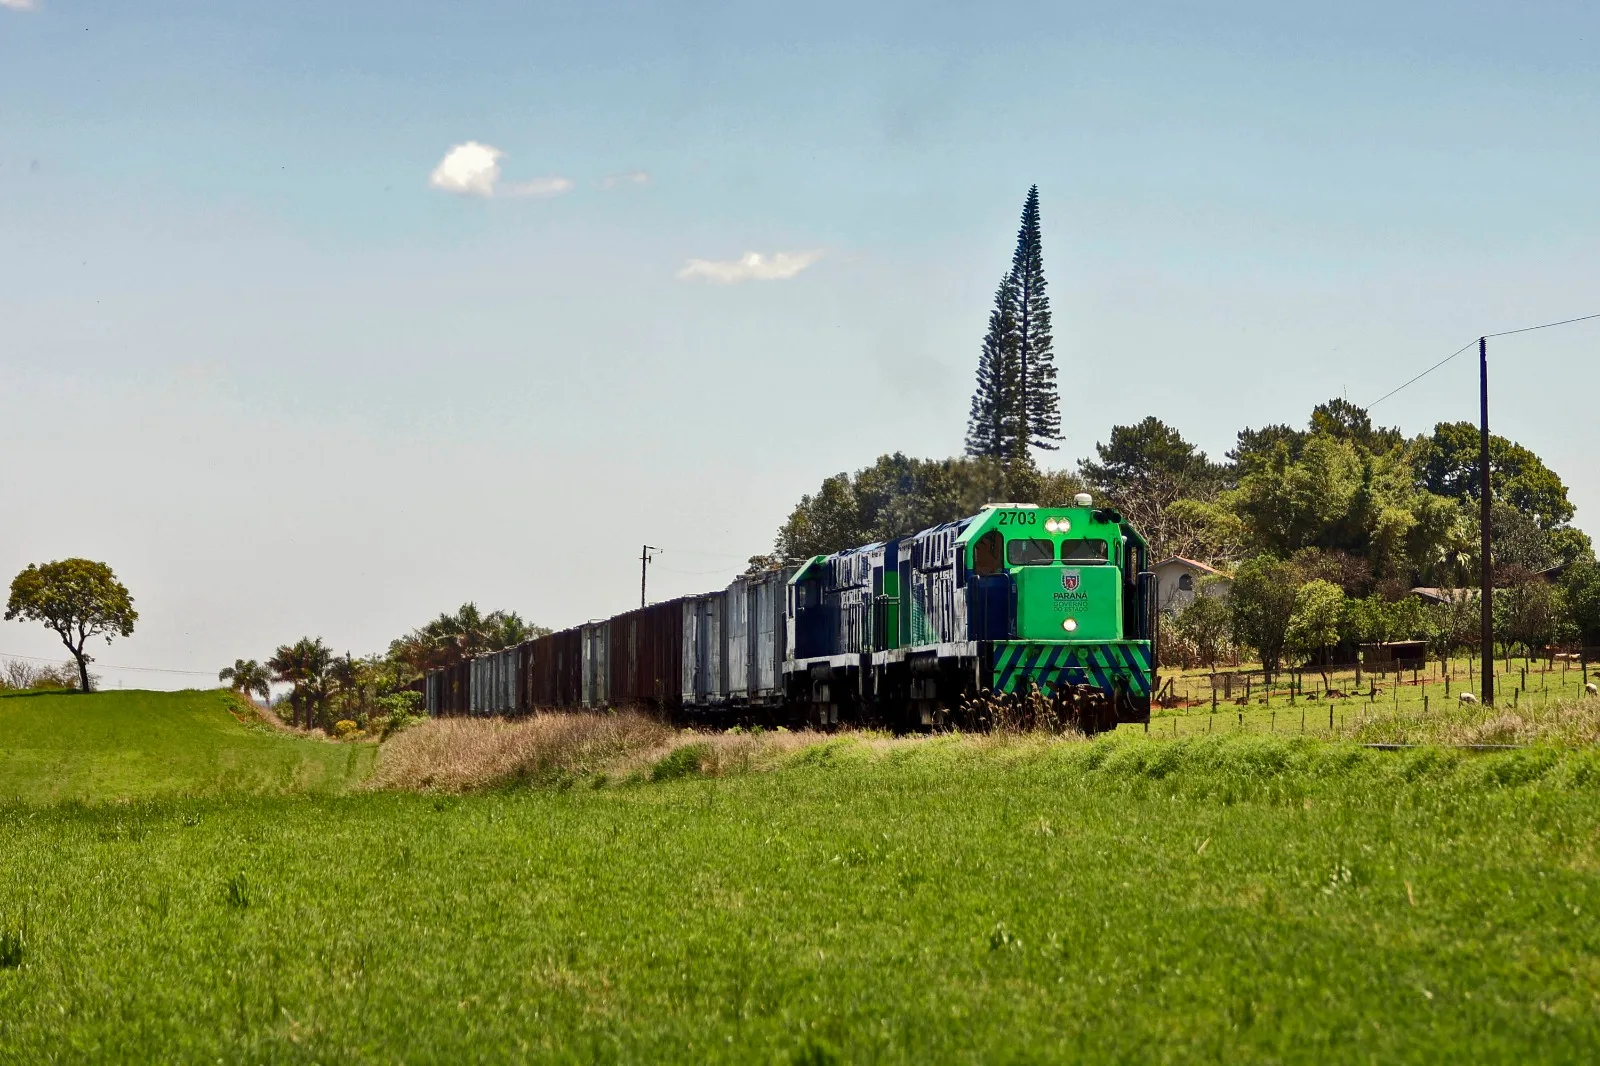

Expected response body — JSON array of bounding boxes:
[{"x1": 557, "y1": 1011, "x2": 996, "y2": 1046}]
[
  {"x1": 1479, "y1": 336, "x2": 1494, "y2": 707},
  {"x1": 640, "y1": 545, "x2": 659, "y2": 609}
]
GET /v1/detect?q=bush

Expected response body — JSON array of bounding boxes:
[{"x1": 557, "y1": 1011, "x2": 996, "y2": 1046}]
[
  {"x1": 333, "y1": 720, "x2": 362, "y2": 739},
  {"x1": 651, "y1": 742, "x2": 712, "y2": 782}
]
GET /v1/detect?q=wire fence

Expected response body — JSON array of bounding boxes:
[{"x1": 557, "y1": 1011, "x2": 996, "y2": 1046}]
[{"x1": 1138, "y1": 650, "x2": 1600, "y2": 743}]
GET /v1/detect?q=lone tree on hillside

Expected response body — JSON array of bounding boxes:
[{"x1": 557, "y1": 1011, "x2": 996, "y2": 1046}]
[
  {"x1": 5, "y1": 559, "x2": 138, "y2": 693},
  {"x1": 965, "y1": 185, "x2": 1061, "y2": 462}
]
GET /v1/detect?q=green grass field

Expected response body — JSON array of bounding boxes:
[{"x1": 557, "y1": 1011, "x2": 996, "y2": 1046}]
[
  {"x1": 2, "y1": 692, "x2": 1600, "y2": 1062},
  {"x1": 0, "y1": 689, "x2": 374, "y2": 803},
  {"x1": 1142, "y1": 654, "x2": 1600, "y2": 742}
]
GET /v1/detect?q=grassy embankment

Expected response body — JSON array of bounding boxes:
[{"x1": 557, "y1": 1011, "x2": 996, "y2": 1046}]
[
  {"x1": 0, "y1": 689, "x2": 374, "y2": 803},
  {"x1": 2, "y1": 691, "x2": 1600, "y2": 1062}
]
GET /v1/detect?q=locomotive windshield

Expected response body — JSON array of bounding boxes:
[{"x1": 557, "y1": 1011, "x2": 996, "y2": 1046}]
[
  {"x1": 1060, "y1": 538, "x2": 1110, "y2": 563},
  {"x1": 1006, "y1": 539, "x2": 1055, "y2": 566},
  {"x1": 973, "y1": 530, "x2": 1003, "y2": 574}
]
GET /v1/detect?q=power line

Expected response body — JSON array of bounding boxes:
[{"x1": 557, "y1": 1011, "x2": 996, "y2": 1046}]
[
  {"x1": 0, "y1": 650, "x2": 215, "y2": 676},
  {"x1": 1366, "y1": 340, "x2": 1477, "y2": 409},
  {"x1": 1366, "y1": 311, "x2": 1600, "y2": 409},
  {"x1": 1485, "y1": 311, "x2": 1600, "y2": 339}
]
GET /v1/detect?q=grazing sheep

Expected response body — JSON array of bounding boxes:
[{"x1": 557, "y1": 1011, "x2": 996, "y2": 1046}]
[
  {"x1": 1587, "y1": 682, "x2": 1598, "y2": 696},
  {"x1": 1458, "y1": 691, "x2": 1479, "y2": 704}
]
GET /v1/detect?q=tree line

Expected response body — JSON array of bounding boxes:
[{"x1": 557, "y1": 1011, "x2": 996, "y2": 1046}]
[{"x1": 220, "y1": 603, "x2": 548, "y2": 735}]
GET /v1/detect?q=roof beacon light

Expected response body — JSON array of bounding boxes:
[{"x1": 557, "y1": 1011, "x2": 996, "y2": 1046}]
[{"x1": 1074, "y1": 493, "x2": 1093, "y2": 507}]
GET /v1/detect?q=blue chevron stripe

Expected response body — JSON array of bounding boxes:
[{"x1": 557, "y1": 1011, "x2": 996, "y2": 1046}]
[{"x1": 989, "y1": 641, "x2": 1153, "y2": 697}]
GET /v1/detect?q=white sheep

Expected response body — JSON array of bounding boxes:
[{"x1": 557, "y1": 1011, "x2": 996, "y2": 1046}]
[
  {"x1": 1587, "y1": 682, "x2": 1598, "y2": 696},
  {"x1": 1458, "y1": 691, "x2": 1479, "y2": 705}
]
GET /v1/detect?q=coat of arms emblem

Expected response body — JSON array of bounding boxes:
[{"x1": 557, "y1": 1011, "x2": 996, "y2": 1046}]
[{"x1": 1061, "y1": 569, "x2": 1081, "y2": 592}]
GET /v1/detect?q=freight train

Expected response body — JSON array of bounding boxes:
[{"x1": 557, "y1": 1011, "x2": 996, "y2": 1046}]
[{"x1": 425, "y1": 496, "x2": 1158, "y2": 733}]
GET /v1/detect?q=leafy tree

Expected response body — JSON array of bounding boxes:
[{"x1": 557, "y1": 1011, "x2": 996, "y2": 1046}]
[
  {"x1": 1342, "y1": 593, "x2": 1429, "y2": 647},
  {"x1": 1495, "y1": 578, "x2": 1567, "y2": 657},
  {"x1": 1418, "y1": 422, "x2": 1575, "y2": 527},
  {"x1": 771, "y1": 453, "x2": 1085, "y2": 563},
  {"x1": 1080, "y1": 417, "x2": 1228, "y2": 562},
  {"x1": 964, "y1": 274, "x2": 1022, "y2": 460},
  {"x1": 1169, "y1": 582, "x2": 1233, "y2": 681},
  {"x1": 1489, "y1": 502, "x2": 1556, "y2": 575},
  {"x1": 1224, "y1": 414, "x2": 1475, "y2": 586},
  {"x1": 218, "y1": 659, "x2": 270, "y2": 706},
  {"x1": 1286, "y1": 580, "x2": 1346, "y2": 688},
  {"x1": 1228, "y1": 423, "x2": 1305, "y2": 477},
  {"x1": 5, "y1": 559, "x2": 137, "y2": 693},
  {"x1": 1308, "y1": 399, "x2": 1403, "y2": 454},
  {"x1": 1229, "y1": 555, "x2": 1300, "y2": 682},
  {"x1": 1426, "y1": 591, "x2": 1482, "y2": 659},
  {"x1": 1561, "y1": 560, "x2": 1600, "y2": 645},
  {"x1": 1288, "y1": 547, "x2": 1373, "y2": 598}
]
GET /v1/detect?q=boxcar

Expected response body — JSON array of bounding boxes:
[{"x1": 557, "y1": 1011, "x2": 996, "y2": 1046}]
[{"x1": 607, "y1": 599, "x2": 684, "y2": 712}]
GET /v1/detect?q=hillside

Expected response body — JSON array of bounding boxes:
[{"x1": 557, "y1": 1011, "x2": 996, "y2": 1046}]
[{"x1": 0, "y1": 689, "x2": 374, "y2": 803}]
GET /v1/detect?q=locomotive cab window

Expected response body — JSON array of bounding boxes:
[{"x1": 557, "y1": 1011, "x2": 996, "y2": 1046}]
[
  {"x1": 1060, "y1": 538, "x2": 1110, "y2": 563},
  {"x1": 972, "y1": 530, "x2": 1004, "y2": 575},
  {"x1": 1006, "y1": 538, "x2": 1055, "y2": 566}
]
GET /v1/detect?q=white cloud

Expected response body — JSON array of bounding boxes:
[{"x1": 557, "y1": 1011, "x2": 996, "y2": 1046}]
[
  {"x1": 1, "y1": 0, "x2": 36, "y2": 9},
  {"x1": 599, "y1": 170, "x2": 651, "y2": 190},
  {"x1": 503, "y1": 177, "x2": 575, "y2": 198},
  {"x1": 428, "y1": 141, "x2": 571, "y2": 199},
  {"x1": 429, "y1": 141, "x2": 502, "y2": 197},
  {"x1": 675, "y1": 250, "x2": 824, "y2": 284}
]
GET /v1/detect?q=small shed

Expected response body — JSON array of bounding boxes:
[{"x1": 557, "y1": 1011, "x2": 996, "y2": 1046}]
[
  {"x1": 1153, "y1": 557, "x2": 1228, "y2": 611},
  {"x1": 1361, "y1": 640, "x2": 1428, "y2": 670}
]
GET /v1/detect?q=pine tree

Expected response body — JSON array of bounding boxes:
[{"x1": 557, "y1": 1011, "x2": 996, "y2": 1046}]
[
  {"x1": 964, "y1": 273, "x2": 1022, "y2": 459},
  {"x1": 965, "y1": 186, "x2": 1062, "y2": 462},
  {"x1": 1011, "y1": 185, "x2": 1060, "y2": 453}
]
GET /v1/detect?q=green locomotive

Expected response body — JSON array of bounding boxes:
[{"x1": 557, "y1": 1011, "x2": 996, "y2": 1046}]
[{"x1": 785, "y1": 494, "x2": 1156, "y2": 732}]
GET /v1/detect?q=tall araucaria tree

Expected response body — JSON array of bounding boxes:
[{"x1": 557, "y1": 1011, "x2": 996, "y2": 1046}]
[
  {"x1": 1010, "y1": 185, "x2": 1060, "y2": 455},
  {"x1": 963, "y1": 273, "x2": 1022, "y2": 460},
  {"x1": 965, "y1": 185, "x2": 1061, "y2": 461}
]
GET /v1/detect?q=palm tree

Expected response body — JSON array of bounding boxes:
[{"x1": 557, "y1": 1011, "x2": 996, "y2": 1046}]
[
  {"x1": 266, "y1": 637, "x2": 333, "y2": 729},
  {"x1": 327, "y1": 652, "x2": 365, "y2": 721},
  {"x1": 266, "y1": 645, "x2": 306, "y2": 727},
  {"x1": 218, "y1": 659, "x2": 271, "y2": 707}
]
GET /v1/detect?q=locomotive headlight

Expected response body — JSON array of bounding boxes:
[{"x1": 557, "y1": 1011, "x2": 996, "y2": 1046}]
[
  {"x1": 1062, "y1": 618, "x2": 1078, "y2": 632},
  {"x1": 1045, "y1": 518, "x2": 1060, "y2": 533}
]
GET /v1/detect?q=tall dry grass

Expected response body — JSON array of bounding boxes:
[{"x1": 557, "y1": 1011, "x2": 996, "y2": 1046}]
[
  {"x1": 366, "y1": 710, "x2": 1097, "y2": 793},
  {"x1": 367, "y1": 712, "x2": 678, "y2": 792}
]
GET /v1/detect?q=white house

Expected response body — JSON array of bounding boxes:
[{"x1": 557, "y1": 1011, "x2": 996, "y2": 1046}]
[{"x1": 1152, "y1": 556, "x2": 1228, "y2": 611}]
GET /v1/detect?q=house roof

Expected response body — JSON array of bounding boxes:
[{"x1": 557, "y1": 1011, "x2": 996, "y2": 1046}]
[
  {"x1": 1410, "y1": 587, "x2": 1474, "y2": 604},
  {"x1": 1153, "y1": 556, "x2": 1225, "y2": 576}
]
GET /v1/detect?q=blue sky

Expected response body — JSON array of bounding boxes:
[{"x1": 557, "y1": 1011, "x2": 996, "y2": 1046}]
[{"x1": 4, "y1": 1, "x2": 1599, "y2": 687}]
